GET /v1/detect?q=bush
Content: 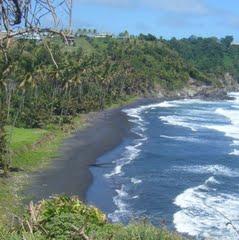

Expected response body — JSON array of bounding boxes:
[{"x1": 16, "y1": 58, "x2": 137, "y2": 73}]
[
  {"x1": 7, "y1": 196, "x2": 183, "y2": 240},
  {"x1": 24, "y1": 196, "x2": 107, "y2": 239}
]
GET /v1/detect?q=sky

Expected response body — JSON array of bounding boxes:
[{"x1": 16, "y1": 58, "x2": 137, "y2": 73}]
[{"x1": 70, "y1": 0, "x2": 239, "y2": 41}]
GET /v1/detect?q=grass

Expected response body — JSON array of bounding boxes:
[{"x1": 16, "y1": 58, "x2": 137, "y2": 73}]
[
  {"x1": 11, "y1": 128, "x2": 61, "y2": 170},
  {"x1": 0, "y1": 115, "x2": 88, "y2": 226},
  {"x1": 0, "y1": 127, "x2": 53, "y2": 224},
  {"x1": 8, "y1": 127, "x2": 47, "y2": 151}
]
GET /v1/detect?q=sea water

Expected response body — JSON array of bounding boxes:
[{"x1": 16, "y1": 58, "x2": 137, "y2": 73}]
[{"x1": 87, "y1": 92, "x2": 239, "y2": 239}]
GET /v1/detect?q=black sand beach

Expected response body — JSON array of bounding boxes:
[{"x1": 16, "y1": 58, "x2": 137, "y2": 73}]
[{"x1": 26, "y1": 100, "x2": 149, "y2": 202}]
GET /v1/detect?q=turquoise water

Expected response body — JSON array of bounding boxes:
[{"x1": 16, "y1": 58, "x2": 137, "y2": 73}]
[{"x1": 87, "y1": 92, "x2": 239, "y2": 239}]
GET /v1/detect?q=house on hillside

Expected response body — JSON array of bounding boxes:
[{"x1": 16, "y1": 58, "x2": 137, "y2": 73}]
[
  {"x1": 94, "y1": 32, "x2": 113, "y2": 38},
  {"x1": 15, "y1": 32, "x2": 42, "y2": 41},
  {"x1": 232, "y1": 41, "x2": 239, "y2": 46}
]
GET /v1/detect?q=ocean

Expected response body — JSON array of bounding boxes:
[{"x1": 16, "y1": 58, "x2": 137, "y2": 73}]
[{"x1": 87, "y1": 92, "x2": 239, "y2": 239}]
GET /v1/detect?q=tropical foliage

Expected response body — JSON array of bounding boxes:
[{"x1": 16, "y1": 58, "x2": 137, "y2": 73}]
[
  {"x1": 1, "y1": 36, "x2": 214, "y2": 129},
  {"x1": 0, "y1": 32, "x2": 239, "y2": 239},
  {"x1": 1, "y1": 34, "x2": 239, "y2": 175},
  {"x1": 0, "y1": 196, "x2": 182, "y2": 240},
  {"x1": 167, "y1": 35, "x2": 239, "y2": 78}
]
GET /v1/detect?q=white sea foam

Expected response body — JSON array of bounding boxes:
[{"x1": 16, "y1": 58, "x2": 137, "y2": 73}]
[
  {"x1": 214, "y1": 108, "x2": 239, "y2": 131},
  {"x1": 116, "y1": 185, "x2": 128, "y2": 198},
  {"x1": 171, "y1": 98, "x2": 212, "y2": 105},
  {"x1": 174, "y1": 177, "x2": 239, "y2": 239},
  {"x1": 123, "y1": 101, "x2": 176, "y2": 118},
  {"x1": 104, "y1": 144, "x2": 142, "y2": 178},
  {"x1": 157, "y1": 93, "x2": 239, "y2": 155},
  {"x1": 159, "y1": 110, "x2": 226, "y2": 133},
  {"x1": 160, "y1": 135, "x2": 201, "y2": 143},
  {"x1": 107, "y1": 103, "x2": 149, "y2": 178},
  {"x1": 205, "y1": 176, "x2": 220, "y2": 184},
  {"x1": 109, "y1": 185, "x2": 130, "y2": 222},
  {"x1": 153, "y1": 102, "x2": 176, "y2": 108},
  {"x1": 210, "y1": 104, "x2": 239, "y2": 155},
  {"x1": 105, "y1": 165, "x2": 123, "y2": 178},
  {"x1": 106, "y1": 137, "x2": 146, "y2": 221},
  {"x1": 159, "y1": 115, "x2": 198, "y2": 131},
  {"x1": 228, "y1": 92, "x2": 239, "y2": 102},
  {"x1": 173, "y1": 164, "x2": 239, "y2": 177},
  {"x1": 230, "y1": 149, "x2": 239, "y2": 156},
  {"x1": 232, "y1": 140, "x2": 239, "y2": 146},
  {"x1": 107, "y1": 103, "x2": 153, "y2": 222},
  {"x1": 205, "y1": 123, "x2": 239, "y2": 138},
  {"x1": 131, "y1": 178, "x2": 142, "y2": 184}
]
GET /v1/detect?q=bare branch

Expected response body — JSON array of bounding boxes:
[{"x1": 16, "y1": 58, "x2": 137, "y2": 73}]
[
  {"x1": 43, "y1": 39, "x2": 59, "y2": 69},
  {"x1": 0, "y1": 1, "x2": 73, "y2": 34}
]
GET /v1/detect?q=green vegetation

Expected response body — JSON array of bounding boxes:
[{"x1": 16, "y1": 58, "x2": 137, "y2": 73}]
[
  {"x1": 167, "y1": 35, "x2": 239, "y2": 78},
  {"x1": 7, "y1": 115, "x2": 85, "y2": 171},
  {"x1": 1, "y1": 37, "x2": 206, "y2": 129},
  {"x1": 0, "y1": 196, "x2": 182, "y2": 240},
  {"x1": 0, "y1": 126, "x2": 55, "y2": 224},
  {"x1": 1, "y1": 32, "x2": 239, "y2": 239},
  {"x1": 2, "y1": 35, "x2": 239, "y2": 133},
  {"x1": 0, "y1": 91, "x2": 180, "y2": 240},
  {"x1": 0, "y1": 116, "x2": 88, "y2": 224}
]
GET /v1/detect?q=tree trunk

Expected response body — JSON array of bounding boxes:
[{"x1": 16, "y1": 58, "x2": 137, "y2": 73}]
[
  {"x1": 0, "y1": 88, "x2": 10, "y2": 177},
  {"x1": 0, "y1": 101, "x2": 9, "y2": 177}
]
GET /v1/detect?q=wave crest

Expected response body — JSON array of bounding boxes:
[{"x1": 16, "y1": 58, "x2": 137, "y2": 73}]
[{"x1": 174, "y1": 177, "x2": 239, "y2": 239}]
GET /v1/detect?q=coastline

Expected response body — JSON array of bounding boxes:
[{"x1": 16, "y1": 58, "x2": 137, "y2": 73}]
[
  {"x1": 25, "y1": 87, "x2": 239, "y2": 203},
  {"x1": 25, "y1": 98, "x2": 150, "y2": 202}
]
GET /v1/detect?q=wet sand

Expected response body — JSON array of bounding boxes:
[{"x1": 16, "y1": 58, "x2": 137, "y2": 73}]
[{"x1": 26, "y1": 100, "x2": 148, "y2": 202}]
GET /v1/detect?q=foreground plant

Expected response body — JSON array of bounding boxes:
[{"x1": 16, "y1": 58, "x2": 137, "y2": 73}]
[
  {"x1": 1, "y1": 196, "x2": 182, "y2": 240},
  {"x1": 18, "y1": 196, "x2": 105, "y2": 239}
]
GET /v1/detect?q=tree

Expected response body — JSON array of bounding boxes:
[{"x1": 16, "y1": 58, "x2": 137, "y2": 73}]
[
  {"x1": 221, "y1": 36, "x2": 234, "y2": 48},
  {"x1": 93, "y1": 29, "x2": 97, "y2": 35},
  {"x1": 138, "y1": 33, "x2": 157, "y2": 41},
  {"x1": 0, "y1": 0, "x2": 73, "y2": 176},
  {"x1": 119, "y1": 30, "x2": 130, "y2": 39},
  {"x1": 0, "y1": 80, "x2": 9, "y2": 176}
]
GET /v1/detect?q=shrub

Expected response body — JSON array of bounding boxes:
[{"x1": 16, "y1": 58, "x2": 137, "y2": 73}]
[{"x1": 14, "y1": 196, "x2": 182, "y2": 240}]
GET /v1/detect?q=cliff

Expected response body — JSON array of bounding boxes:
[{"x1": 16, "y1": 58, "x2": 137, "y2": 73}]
[{"x1": 156, "y1": 73, "x2": 239, "y2": 100}]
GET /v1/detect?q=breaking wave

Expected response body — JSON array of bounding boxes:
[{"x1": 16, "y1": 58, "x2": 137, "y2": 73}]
[
  {"x1": 108, "y1": 185, "x2": 130, "y2": 222},
  {"x1": 159, "y1": 115, "x2": 198, "y2": 131},
  {"x1": 173, "y1": 177, "x2": 239, "y2": 239},
  {"x1": 160, "y1": 135, "x2": 201, "y2": 143},
  {"x1": 173, "y1": 164, "x2": 239, "y2": 177},
  {"x1": 104, "y1": 93, "x2": 239, "y2": 236},
  {"x1": 131, "y1": 178, "x2": 142, "y2": 184}
]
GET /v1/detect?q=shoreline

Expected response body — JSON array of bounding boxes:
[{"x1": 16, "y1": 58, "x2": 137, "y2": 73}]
[
  {"x1": 25, "y1": 89, "x2": 238, "y2": 203},
  {"x1": 26, "y1": 98, "x2": 151, "y2": 202}
]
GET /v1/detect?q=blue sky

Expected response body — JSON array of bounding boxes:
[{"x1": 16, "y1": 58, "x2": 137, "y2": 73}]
[{"x1": 71, "y1": 0, "x2": 239, "y2": 41}]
